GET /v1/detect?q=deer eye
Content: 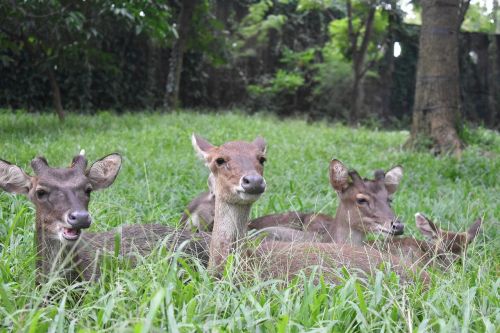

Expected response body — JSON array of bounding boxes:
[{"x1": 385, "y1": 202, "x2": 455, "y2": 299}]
[
  {"x1": 388, "y1": 198, "x2": 393, "y2": 204},
  {"x1": 36, "y1": 189, "x2": 48, "y2": 199},
  {"x1": 215, "y1": 158, "x2": 226, "y2": 166},
  {"x1": 356, "y1": 197, "x2": 369, "y2": 205},
  {"x1": 259, "y1": 156, "x2": 266, "y2": 165}
]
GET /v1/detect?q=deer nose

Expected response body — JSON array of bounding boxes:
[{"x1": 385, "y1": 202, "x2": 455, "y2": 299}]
[
  {"x1": 241, "y1": 175, "x2": 266, "y2": 194},
  {"x1": 67, "y1": 211, "x2": 92, "y2": 229},
  {"x1": 391, "y1": 220, "x2": 404, "y2": 235}
]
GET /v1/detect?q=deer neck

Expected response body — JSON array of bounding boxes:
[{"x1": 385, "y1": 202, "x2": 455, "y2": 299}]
[
  {"x1": 209, "y1": 198, "x2": 252, "y2": 270},
  {"x1": 35, "y1": 215, "x2": 80, "y2": 284},
  {"x1": 332, "y1": 204, "x2": 365, "y2": 245}
]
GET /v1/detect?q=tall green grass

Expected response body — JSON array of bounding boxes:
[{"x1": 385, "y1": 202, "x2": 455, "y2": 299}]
[{"x1": 0, "y1": 110, "x2": 498, "y2": 332}]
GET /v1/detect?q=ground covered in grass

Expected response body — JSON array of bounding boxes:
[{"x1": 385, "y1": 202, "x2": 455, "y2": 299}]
[{"x1": 0, "y1": 110, "x2": 498, "y2": 332}]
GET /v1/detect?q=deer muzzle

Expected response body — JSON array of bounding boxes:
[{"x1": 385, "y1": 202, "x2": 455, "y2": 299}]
[
  {"x1": 67, "y1": 210, "x2": 92, "y2": 229},
  {"x1": 240, "y1": 174, "x2": 266, "y2": 195},
  {"x1": 391, "y1": 219, "x2": 404, "y2": 235}
]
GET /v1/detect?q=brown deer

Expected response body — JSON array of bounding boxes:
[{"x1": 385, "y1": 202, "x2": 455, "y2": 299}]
[
  {"x1": 367, "y1": 213, "x2": 483, "y2": 269},
  {"x1": 191, "y1": 135, "x2": 428, "y2": 284},
  {"x1": 250, "y1": 159, "x2": 405, "y2": 244},
  {"x1": 191, "y1": 134, "x2": 267, "y2": 269},
  {"x1": 180, "y1": 174, "x2": 215, "y2": 231},
  {"x1": 0, "y1": 152, "x2": 210, "y2": 284},
  {"x1": 183, "y1": 159, "x2": 405, "y2": 245}
]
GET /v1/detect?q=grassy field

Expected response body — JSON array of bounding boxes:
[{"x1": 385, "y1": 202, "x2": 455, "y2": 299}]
[{"x1": 0, "y1": 110, "x2": 498, "y2": 332}]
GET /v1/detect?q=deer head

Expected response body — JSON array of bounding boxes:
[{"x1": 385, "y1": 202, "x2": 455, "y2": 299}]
[
  {"x1": 192, "y1": 134, "x2": 267, "y2": 205},
  {"x1": 329, "y1": 159, "x2": 404, "y2": 237},
  {"x1": 0, "y1": 152, "x2": 122, "y2": 242},
  {"x1": 416, "y1": 213, "x2": 482, "y2": 261}
]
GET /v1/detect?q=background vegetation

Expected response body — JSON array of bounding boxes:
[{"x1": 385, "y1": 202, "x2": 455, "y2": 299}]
[
  {"x1": 0, "y1": 111, "x2": 498, "y2": 331},
  {"x1": 0, "y1": 0, "x2": 498, "y2": 129}
]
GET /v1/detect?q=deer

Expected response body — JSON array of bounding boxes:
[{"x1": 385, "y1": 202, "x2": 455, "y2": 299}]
[
  {"x1": 366, "y1": 213, "x2": 483, "y2": 270},
  {"x1": 0, "y1": 152, "x2": 210, "y2": 285},
  {"x1": 190, "y1": 134, "x2": 268, "y2": 269},
  {"x1": 182, "y1": 158, "x2": 405, "y2": 246},
  {"x1": 180, "y1": 174, "x2": 215, "y2": 231},
  {"x1": 249, "y1": 159, "x2": 405, "y2": 244},
  {"x1": 191, "y1": 134, "x2": 429, "y2": 285}
]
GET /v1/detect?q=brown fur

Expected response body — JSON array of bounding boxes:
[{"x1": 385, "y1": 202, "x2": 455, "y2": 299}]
[
  {"x1": 0, "y1": 153, "x2": 210, "y2": 284},
  {"x1": 249, "y1": 160, "x2": 404, "y2": 245},
  {"x1": 179, "y1": 191, "x2": 215, "y2": 231},
  {"x1": 36, "y1": 224, "x2": 211, "y2": 283},
  {"x1": 252, "y1": 241, "x2": 428, "y2": 285},
  {"x1": 191, "y1": 134, "x2": 267, "y2": 270},
  {"x1": 192, "y1": 138, "x2": 426, "y2": 284},
  {"x1": 366, "y1": 214, "x2": 482, "y2": 269},
  {"x1": 182, "y1": 160, "x2": 404, "y2": 246}
]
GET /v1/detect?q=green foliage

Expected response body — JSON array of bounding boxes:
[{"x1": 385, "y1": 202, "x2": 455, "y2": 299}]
[
  {"x1": 248, "y1": 47, "x2": 315, "y2": 96},
  {"x1": 296, "y1": 0, "x2": 343, "y2": 12},
  {"x1": 327, "y1": 4, "x2": 389, "y2": 70},
  {"x1": 311, "y1": 50, "x2": 353, "y2": 120},
  {"x1": 248, "y1": 69, "x2": 305, "y2": 95},
  {"x1": 462, "y1": 2, "x2": 497, "y2": 33},
  {"x1": 0, "y1": 110, "x2": 498, "y2": 331},
  {"x1": 239, "y1": 1, "x2": 288, "y2": 46}
]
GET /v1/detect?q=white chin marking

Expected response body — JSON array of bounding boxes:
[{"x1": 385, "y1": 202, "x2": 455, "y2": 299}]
[{"x1": 238, "y1": 192, "x2": 262, "y2": 202}]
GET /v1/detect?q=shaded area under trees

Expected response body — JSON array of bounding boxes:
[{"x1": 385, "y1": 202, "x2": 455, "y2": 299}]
[{"x1": 0, "y1": 0, "x2": 498, "y2": 133}]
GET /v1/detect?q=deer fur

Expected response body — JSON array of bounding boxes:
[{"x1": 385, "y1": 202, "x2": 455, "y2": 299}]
[
  {"x1": 366, "y1": 213, "x2": 482, "y2": 270},
  {"x1": 183, "y1": 159, "x2": 405, "y2": 246},
  {"x1": 0, "y1": 153, "x2": 210, "y2": 284},
  {"x1": 191, "y1": 136, "x2": 428, "y2": 284}
]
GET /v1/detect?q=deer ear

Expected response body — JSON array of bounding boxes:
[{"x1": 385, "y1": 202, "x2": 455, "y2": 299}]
[
  {"x1": 466, "y1": 218, "x2": 482, "y2": 243},
  {"x1": 253, "y1": 136, "x2": 267, "y2": 154},
  {"x1": 329, "y1": 159, "x2": 349, "y2": 192},
  {"x1": 31, "y1": 156, "x2": 49, "y2": 175},
  {"x1": 192, "y1": 134, "x2": 214, "y2": 161},
  {"x1": 0, "y1": 159, "x2": 32, "y2": 194},
  {"x1": 385, "y1": 166, "x2": 403, "y2": 195},
  {"x1": 415, "y1": 213, "x2": 440, "y2": 240},
  {"x1": 87, "y1": 154, "x2": 122, "y2": 190}
]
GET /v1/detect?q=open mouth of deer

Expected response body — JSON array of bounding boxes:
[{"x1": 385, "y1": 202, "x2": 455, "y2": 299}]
[{"x1": 61, "y1": 227, "x2": 82, "y2": 241}]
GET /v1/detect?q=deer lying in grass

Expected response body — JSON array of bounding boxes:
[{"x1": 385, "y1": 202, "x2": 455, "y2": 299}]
[
  {"x1": 182, "y1": 158, "x2": 405, "y2": 246},
  {"x1": 180, "y1": 174, "x2": 216, "y2": 231},
  {"x1": 366, "y1": 213, "x2": 482, "y2": 270},
  {"x1": 191, "y1": 135, "x2": 428, "y2": 284},
  {"x1": 249, "y1": 159, "x2": 405, "y2": 245},
  {"x1": 0, "y1": 152, "x2": 209, "y2": 284}
]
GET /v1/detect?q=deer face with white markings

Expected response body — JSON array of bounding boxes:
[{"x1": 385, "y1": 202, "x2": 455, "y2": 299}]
[
  {"x1": 0, "y1": 153, "x2": 121, "y2": 242},
  {"x1": 330, "y1": 159, "x2": 405, "y2": 237},
  {"x1": 192, "y1": 134, "x2": 267, "y2": 205}
]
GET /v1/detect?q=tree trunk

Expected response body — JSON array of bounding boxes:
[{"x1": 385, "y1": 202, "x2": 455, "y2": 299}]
[
  {"x1": 380, "y1": 6, "x2": 397, "y2": 120},
  {"x1": 407, "y1": 0, "x2": 463, "y2": 155},
  {"x1": 146, "y1": 38, "x2": 159, "y2": 109},
  {"x1": 349, "y1": 5, "x2": 375, "y2": 124},
  {"x1": 488, "y1": 0, "x2": 499, "y2": 126},
  {"x1": 350, "y1": 74, "x2": 364, "y2": 123},
  {"x1": 164, "y1": 0, "x2": 197, "y2": 110},
  {"x1": 82, "y1": 52, "x2": 93, "y2": 111},
  {"x1": 48, "y1": 67, "x2": 65, "y2": 121}
]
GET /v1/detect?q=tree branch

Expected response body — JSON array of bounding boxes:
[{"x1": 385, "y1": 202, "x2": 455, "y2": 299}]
[
  {"x1": 346, "y1": 0, "x2": 357, "y2": 54},
  {"x1": 458, "y1": 0, "x2": 471, "y2": 29}
]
